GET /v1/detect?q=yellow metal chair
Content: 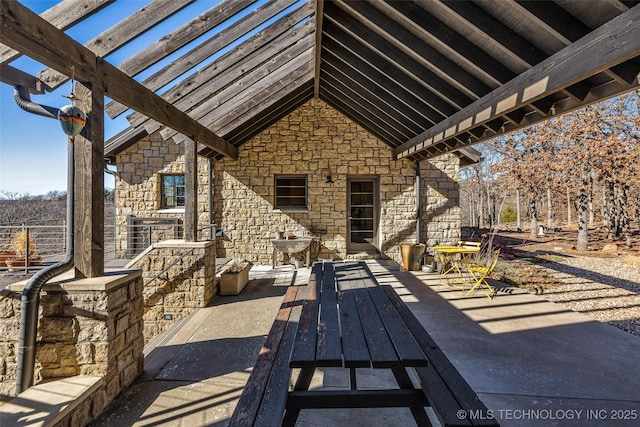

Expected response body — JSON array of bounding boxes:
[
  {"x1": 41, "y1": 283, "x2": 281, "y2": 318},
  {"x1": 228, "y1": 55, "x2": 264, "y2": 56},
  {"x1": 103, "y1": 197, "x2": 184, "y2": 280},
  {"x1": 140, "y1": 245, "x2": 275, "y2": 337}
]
[{"x1": 466, "y1": 249, "x2": 500, "y2": 299}]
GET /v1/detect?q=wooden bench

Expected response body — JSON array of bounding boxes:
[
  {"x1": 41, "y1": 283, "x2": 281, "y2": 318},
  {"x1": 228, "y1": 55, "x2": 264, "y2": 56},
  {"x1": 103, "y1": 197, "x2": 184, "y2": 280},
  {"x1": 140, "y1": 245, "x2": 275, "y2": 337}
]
[
  {"x1": 229, "y1": 261, "x2": 498, "y2": 427},
  {"x1": 227, "y1": 277, "x2": 309, "y2": 427}
]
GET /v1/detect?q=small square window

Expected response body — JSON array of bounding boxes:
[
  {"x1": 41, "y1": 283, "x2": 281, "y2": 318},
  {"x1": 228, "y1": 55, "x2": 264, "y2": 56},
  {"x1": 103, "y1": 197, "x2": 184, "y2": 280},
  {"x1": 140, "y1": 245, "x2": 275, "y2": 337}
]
[
  {"x1": 161, "y1": 174, "x2": 185, "y2": 208},
  {"x1": 275, "y1": 175, "x2": 307, "y2": 209}
]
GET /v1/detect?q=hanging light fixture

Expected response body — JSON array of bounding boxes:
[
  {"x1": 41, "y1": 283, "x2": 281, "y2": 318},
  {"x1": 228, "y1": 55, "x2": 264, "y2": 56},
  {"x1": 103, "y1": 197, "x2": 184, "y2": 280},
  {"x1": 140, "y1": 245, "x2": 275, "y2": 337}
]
[{"x1": 57, "y1": 67, "x2": 87, "y2": 142}]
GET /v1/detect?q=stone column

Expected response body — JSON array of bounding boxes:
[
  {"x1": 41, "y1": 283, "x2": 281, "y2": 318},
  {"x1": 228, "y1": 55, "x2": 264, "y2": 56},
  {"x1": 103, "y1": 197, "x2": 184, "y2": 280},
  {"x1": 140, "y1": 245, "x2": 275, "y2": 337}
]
[{"x1": 419, "y1": 153, "x2": 461, "y2": 248}]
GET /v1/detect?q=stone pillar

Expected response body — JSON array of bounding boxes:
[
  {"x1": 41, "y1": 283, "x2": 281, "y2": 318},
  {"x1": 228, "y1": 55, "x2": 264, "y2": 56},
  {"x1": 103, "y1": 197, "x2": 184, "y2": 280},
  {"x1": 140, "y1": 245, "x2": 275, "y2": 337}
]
[
  {"x1": 127, "y1": 239, "x2": 217, "y2": 343},
  {"x1": 420, "y1": 153, "x2": 461, "y2": 248},
  {"x1": 0, "y1": 270, "x2": 143, "y2": 403}
]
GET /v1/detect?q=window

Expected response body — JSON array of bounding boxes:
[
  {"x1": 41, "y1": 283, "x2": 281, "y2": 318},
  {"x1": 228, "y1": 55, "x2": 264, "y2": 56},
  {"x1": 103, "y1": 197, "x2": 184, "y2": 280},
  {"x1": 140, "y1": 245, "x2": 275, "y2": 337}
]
[
  {"x1": 161, "y1": 174, "x2": 185, "y2": 208},
  {"x1": 275, "y1": 175, "x2": 307, "y2": 209}
]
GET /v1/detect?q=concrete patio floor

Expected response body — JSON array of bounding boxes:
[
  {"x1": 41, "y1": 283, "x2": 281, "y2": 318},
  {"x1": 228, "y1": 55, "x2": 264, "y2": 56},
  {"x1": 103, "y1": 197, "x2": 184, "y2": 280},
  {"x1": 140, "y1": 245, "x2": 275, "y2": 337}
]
[{"x1": 91, "y1": 261, "x2": 640, "y2": 427}]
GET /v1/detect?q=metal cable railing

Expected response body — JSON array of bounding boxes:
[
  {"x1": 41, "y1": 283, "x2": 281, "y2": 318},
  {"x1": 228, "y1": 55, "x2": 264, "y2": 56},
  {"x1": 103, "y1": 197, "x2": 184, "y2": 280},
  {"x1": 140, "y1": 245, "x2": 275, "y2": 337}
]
[{"x1": 0, "y1": 223, "x2": 216, "y2": 274}]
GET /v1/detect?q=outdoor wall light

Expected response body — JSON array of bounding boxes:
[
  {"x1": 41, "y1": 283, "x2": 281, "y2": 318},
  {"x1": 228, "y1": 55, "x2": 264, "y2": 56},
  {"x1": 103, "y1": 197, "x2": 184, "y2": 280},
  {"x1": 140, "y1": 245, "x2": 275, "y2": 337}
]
[{"x1": 322, "y1": 167, "x2": 334, "y2": 184}]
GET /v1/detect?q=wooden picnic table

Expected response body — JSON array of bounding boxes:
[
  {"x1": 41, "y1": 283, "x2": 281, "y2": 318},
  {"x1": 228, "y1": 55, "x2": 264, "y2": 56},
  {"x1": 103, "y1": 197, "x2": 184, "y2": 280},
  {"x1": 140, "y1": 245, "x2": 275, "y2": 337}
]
[{"x1": 229, "y1": 260, "x2": 498, "y2": 427}]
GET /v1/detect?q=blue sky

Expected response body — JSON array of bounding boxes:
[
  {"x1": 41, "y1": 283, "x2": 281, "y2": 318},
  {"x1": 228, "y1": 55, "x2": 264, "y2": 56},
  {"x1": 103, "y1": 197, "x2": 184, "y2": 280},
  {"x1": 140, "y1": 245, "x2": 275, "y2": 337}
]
[
  {"x1": 1, "y1": 0, "x2": 288, "y2": 197},
  {"x1": 0, "y1": 0, "x2": 136, "y2": 196}
]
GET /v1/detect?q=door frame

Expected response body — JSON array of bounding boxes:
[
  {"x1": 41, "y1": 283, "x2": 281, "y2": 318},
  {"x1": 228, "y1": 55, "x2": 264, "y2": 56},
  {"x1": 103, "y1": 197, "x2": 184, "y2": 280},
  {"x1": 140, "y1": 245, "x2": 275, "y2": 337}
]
[{"x1": 346, "y1": 176, "x2": 380, "y2": 253}]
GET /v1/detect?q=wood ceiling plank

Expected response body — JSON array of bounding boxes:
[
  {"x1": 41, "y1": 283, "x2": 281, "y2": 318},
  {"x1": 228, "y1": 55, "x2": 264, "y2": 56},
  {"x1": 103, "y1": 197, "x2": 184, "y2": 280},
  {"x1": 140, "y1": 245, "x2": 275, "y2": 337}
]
[
  {"x1": 126, "y1": 5, "x2": 315, "y2": 128},
  {"x1": 114, "y1": 0, "x2": 256, "y2": 78},
  {"x1": 379, "y1": 0, "x2": 515, "y2": 87},
  {"x1": 514, "y1": 0, "x2": 591, "y2": 43},
  {"x1": 334, "y1": 0, "x2": 489, "y2": 99},
  {"x1": 0, "y1": 0, "x2": 113, "y2": 66},
  {"x1": 321, "y1": 47, "x2": 439, "y2": 128},
  {"x1": 172, "y1": 56, "x2": 315, "y2": 141},
  {"x1": 0, "y1": 1, "x2": 237, "y2": 159},
  {"x1": 107, "y1": 0, "x2": 302, "y2": 118},
  {"x1": 428, "y1": 0, "x2": 546, "y2": 71},
  {"x1": 393, "y1": 4, "x2": 640, "y2": 159},
  {"x1": 202, "y1": 65, "x2": 315, "y2": 139},
  {"x1": 133, "y1": 22, "x2": 314, "y2": 133},
  {"x1": 321, "y1": 57, "x2": 431, "y2": 131},
  {"x1": 161, "y1": 43, "x2": 315, "y2": 140},
  {"x1": 321, "y1": 28, "x2": 452, "y2": 121},
  {"x1": 322, "y1": 15, "x2": 468, "y2": 113},
  {"x1": 322, "y1": 70, "x2": 419, "y2": 139},
  {"x1": 38, "y1": 0, "x2": 195, "y2": 89}
]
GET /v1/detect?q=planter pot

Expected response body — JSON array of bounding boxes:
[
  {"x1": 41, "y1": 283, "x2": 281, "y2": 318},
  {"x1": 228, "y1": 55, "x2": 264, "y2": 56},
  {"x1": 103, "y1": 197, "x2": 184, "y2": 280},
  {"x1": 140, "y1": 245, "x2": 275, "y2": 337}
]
[
  {"x1": 294, "y1": 259, "x2": 304, "y2": 269},
  {"x1": 5, "y1": 256, "x2": 43, "y2": 271},
  {"x1": 0, "y1": 252, "x2": 16, "y2": 267},
  {"x1": 219, "y1": 263, "x2": 251, "y2": 295},
  {"x1": 400, "y1": 243, "x2": 425, "y2": 271}
]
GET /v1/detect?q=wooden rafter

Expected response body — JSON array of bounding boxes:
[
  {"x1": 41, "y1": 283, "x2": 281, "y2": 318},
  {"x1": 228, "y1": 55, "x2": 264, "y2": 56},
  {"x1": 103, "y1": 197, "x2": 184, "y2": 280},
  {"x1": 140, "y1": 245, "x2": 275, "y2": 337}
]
[
  {"x1": 0, "y1": 0, "x2": 113, "y2": 66},
  {"x1": 0, "y1": 0, "x2": 238, "y2": 160},
  {"x1": 313, "y1": 0, "x2": 324, "y2": 99},
  {"x1": 393, "y1": 4, "x2": 640, "y2": 160}
]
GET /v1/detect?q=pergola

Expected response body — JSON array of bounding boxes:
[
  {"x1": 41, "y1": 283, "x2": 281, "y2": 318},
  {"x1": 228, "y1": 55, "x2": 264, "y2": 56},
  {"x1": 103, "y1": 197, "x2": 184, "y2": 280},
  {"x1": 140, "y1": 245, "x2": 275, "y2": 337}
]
[{"x1": 1, "y1": 0, "x2": 639, "y2": 278}]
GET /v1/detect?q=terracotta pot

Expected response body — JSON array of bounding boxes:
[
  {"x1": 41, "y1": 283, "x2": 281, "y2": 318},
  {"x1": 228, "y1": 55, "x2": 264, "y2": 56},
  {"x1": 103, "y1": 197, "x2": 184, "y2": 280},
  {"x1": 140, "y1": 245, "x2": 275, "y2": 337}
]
[
  {"x1": 0, "y1": 252, "x2": 17, "y2": 267},
  {"x1": 5, "y1": 256, "x2": 43, "y2": 271}
]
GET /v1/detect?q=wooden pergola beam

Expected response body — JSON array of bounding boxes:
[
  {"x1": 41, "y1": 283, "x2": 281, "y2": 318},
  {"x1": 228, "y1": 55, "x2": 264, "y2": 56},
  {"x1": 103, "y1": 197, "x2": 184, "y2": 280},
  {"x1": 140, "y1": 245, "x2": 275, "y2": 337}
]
[
  {"x1": 0, "y1": 0, "x2": 114, "y2": 66},
  {"x1": 393, "y1": 4, "x2": 640, "y2": 159},
  {"x1": 0, "y1": 1, "x2": 238, "y2": 160}
]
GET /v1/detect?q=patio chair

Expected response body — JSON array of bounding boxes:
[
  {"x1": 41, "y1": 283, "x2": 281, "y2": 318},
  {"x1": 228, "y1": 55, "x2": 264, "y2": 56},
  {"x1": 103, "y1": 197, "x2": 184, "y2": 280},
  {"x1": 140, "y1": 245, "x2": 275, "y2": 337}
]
[{"x1": 466, "y1": 249, "x2": 500, "y2": 299}]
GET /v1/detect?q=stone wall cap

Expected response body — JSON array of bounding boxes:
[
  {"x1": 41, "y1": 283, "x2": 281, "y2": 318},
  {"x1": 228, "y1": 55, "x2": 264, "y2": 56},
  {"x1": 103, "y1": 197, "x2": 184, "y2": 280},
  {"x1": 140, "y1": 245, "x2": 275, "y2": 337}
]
[
  {"x1": 153, "y1": 239, "x2": 216, "y2": 249},
  {"x1": 6, "y1": 269, "x2": 142, "y2": 292},
  {"x1": 0, "y1": 375, "x2": 103, "y2": 426}
]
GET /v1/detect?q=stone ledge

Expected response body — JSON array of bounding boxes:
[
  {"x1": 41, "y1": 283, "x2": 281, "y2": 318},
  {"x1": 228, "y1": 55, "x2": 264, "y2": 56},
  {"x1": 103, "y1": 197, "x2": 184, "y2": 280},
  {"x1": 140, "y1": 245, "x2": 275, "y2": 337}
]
[
  {"x1": 6, "y1": 269, "x2": 142, "y2": 293},
  {"x1": 152, "y1": 239, "x2": 216, "y2": 249},
  {"x1": 0, "y1": 375, "x2": 102, "y2": 427}
]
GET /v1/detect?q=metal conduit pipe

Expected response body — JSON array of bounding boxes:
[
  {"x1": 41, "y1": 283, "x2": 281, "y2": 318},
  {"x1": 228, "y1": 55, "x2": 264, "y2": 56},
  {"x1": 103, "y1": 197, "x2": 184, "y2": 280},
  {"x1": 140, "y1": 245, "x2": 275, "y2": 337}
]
[
  {"x1": 13, "y1": 85, "x2": 58, "y2": 119},
  {"x1": 416, "y1": 161, "x2": 421, "y2": 244},
  {"x1": 13, "y1": 86, "x2": 75, "y2": 394}
]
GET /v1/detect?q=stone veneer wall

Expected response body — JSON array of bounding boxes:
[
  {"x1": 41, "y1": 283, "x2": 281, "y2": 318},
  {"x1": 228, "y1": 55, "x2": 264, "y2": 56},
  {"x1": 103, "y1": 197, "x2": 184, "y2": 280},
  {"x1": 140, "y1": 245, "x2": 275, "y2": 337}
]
[
  {"x1": 115, "y1": 133, "x2": 213, "y2": 256},
  {"x1": 420, "y1": 153, "x2": 462, "y2": 248},
  {"x1": 0, "y1": 270, "x2": 143, "y2": 412},
  {"x1": 127, "y1": 240, "x2": 217, "y2": 344},
  {"x1": 215, "y1": 98, "x2": 417, "y2": 265}
]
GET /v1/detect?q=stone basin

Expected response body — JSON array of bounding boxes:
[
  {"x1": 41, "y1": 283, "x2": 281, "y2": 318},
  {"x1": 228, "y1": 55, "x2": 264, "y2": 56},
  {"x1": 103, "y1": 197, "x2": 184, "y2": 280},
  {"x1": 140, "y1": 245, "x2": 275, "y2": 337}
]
[{"x1": 270, "y1": 238, "x2": 313, "y2": 254}]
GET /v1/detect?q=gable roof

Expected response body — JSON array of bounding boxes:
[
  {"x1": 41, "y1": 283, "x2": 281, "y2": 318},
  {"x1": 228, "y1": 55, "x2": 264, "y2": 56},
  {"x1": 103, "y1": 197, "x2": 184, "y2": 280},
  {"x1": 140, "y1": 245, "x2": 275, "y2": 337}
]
[{"x1": 2, "y1": 0, "x2": 640, "y2": 162}]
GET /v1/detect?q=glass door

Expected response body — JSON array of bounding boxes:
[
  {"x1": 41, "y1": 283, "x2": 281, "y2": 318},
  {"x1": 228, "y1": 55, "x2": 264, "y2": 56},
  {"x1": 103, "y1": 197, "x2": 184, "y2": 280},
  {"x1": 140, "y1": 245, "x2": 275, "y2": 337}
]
[{"x1": 347, "y1": 178, "x2": 378, "y2": 252}]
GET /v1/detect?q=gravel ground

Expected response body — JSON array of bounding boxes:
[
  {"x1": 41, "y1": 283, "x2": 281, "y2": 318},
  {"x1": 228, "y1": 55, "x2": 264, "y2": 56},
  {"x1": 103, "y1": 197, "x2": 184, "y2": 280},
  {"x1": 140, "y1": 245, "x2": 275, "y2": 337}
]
[{"x1": 532, "y1": 255, "x2": 640, "y2": 337}]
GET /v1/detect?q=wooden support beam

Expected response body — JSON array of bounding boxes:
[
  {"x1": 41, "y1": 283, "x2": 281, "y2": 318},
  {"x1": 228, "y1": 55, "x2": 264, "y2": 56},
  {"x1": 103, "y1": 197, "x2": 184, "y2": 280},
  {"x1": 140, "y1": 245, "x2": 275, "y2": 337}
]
[
  {"x1": 0, "y1": 1, "x2": 238, "y2": 160},
  {"x1": 74, "y1": 76, "x2": 104, "y2": 278},
  {"x1": 393, "y1": 5, "x2": 640, "y2": 159},
  {"x1": 0, "y1": 0, "x2": 113, "y2": 66},
  {"x1": 38, "y1": 0, "x2": 195, "y2": 89},
  {"x1": 184, "y1": 138, "x2": 197, "y2": 242}
]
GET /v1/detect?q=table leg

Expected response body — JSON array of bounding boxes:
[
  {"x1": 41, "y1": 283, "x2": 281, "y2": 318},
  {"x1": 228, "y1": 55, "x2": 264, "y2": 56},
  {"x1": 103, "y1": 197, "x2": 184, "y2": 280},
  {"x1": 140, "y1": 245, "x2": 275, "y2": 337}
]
[
  {"x1": 283, "y1": 366, "x2": 316, "y2": 427},
  {"x1": 392, "y1": 367, "x2": 431, "y2": 426}
]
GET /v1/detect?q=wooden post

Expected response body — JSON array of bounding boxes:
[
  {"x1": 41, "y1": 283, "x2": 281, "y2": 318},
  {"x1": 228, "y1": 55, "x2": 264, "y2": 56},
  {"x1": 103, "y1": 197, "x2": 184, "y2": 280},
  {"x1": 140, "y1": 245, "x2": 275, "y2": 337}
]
[
  {"x1": 74, "y1": 67, "x2": 104, "y2": 278},
  {"x1": 184, "y1": 138, "x2": 197, "y2": 242}
]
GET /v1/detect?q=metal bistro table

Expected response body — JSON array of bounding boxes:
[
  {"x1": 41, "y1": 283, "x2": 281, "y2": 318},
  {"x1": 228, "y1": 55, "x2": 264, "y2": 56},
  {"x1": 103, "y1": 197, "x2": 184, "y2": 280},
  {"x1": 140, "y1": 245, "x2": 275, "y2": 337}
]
[
  {"x1": 282, "y1": 261, "x2": 431, "y2": 426},
  {"x1": 432, "y1": 245, "x2": 480, "y2": 288}
]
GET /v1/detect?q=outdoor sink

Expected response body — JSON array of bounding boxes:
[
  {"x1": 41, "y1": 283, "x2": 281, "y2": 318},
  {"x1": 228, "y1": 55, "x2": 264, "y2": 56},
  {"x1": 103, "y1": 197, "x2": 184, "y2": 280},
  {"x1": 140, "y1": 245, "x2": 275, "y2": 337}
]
[{"x1": 270, "y1": 238, "x2": 313, "y2": 254}]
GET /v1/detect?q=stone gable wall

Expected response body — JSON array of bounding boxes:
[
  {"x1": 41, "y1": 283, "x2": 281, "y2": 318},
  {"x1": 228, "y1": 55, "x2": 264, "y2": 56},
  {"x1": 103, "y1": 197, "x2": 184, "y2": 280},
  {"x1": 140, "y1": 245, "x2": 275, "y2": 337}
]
[
  {"x1": 215, "y1": 99, "x2": 417, "y2": 264},
  {"x1": 113, "y1": 99, "x2": 461, "y2": 266}
]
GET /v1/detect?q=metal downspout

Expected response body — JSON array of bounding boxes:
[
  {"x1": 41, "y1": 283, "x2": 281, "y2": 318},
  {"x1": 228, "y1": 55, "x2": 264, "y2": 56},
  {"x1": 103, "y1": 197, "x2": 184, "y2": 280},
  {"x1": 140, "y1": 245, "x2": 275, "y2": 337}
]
[
  {"x1": 13, "y1": 86, "x2": 75, "y2": 394},
  {"x1": 416, "y1": 161, "x2": 421, "y2": 244}
]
